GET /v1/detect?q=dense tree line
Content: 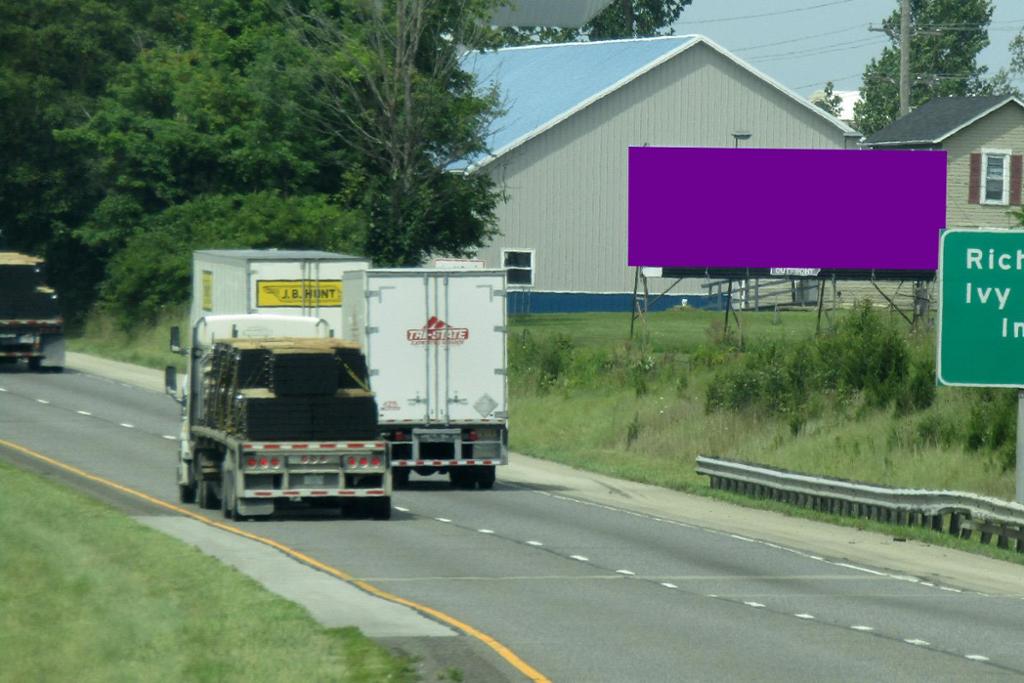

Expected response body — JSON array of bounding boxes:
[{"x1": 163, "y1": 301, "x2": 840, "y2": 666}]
[{"x1": 0, "y1": 0, "x2": 504, "y2": 325}]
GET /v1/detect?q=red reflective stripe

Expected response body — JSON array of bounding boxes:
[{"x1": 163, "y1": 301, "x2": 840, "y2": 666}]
[
  {"x1": 310, "y1": 490, "x2": 328, "y2": 496},
  {"x1": 254, "y1": 491, "x2": 273, "y2": 497},
  {"x1": 467, "y1": 460, "x2": 476, "y2": 465},
  {"x1": 416, "y1": 460, "x2": 424, "y2": 465},
  {"x1": 263, "y1": 444, "x2": 280, "y2": 450},
  {"x1": 319, "y1": 443, "x2": 336, "y2": 449},
  {"x1": 283, "y1": 490, "x2": 299, "y2": 496},
  {"x1": 483, "y1": 460, "x2": 493, "y2": 465},
  {"x1": 367, "y1": 490, "x2": 385, "y2": 495},
  {"x1": 432, "y1": 461, "x2": 442, "y2": 466},
  {"x1": 291, "y1": 444, "x2": 308, "y2": 449}
]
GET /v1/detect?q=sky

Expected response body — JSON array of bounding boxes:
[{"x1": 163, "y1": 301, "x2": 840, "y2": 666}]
[{"x1": 670, "y1": 0, "x2": 1023, "y2": 98}]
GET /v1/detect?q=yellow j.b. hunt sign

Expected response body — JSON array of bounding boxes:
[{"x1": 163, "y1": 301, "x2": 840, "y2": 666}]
[{"x1": 256, "y1": 280, "x2": 343, "y2": 307}]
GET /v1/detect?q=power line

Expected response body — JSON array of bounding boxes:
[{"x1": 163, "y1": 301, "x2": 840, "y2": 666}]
[
  {"x1": 677, "y1": 0, "x2": 855, "y2": 26},
  {"x1": 733, "y1": 22, "x2": 867, "y2": 52},
  {"x1": 752, "y1": 37, "x2": 887, "y2": 63},
  {"x1": 795, "y1": 73, "x2": 863, "y2": 90}
]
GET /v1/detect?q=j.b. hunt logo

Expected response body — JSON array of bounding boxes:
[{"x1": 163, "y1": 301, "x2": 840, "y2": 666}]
[{"x1": 407, "y1": 316, "x2": 469, "y2": 345}]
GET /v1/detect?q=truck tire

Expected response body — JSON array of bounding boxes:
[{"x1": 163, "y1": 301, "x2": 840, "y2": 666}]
[
  {"x1": 178, "y1": 482, "x2": 196, "y2": 504},
  {"x1": 370, "y1": 497, "x2": 392, "y2": 520},
  {"x1": 477, "y1": 465, "x2": 496, "y2": 490},
  {"x1": 198, "y1": 478, "x2": 220, "y2": 510},
  {"x1": 221, "y1": 472, "x2": 235, "y2": 520},
  {"x1": 27, "y1": 358, "x2": 41, "y2": 371},
  {"x1": 393, "y1": 468, "x2": 410, "y2": 489},
  {"x1": 450, "y1": 468, "x2": 474, "y2": 489}
]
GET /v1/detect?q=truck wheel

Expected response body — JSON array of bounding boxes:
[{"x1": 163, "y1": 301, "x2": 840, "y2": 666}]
[
  {"x1": 178, "y1": 482, "x2": 196, "y2": 504},
  {"x1": 451, "y1": 468, "x2": 475, "y2": 490},
  {"x1": 393, "y1": 468, "x2": 410, "y2": 489},
  {"x1": 221, "y1": 472, "x2": 235, "y2": 520},
  {"x1": 27, "y1": 358, "x2": 41, "y2": 371},
  {"x1": 370, "y1": 497, "x2": 392, "y2": 520},
  {"x1": 477, "y1": 465, "x2": 496, "y2": 490},
  {"x1": 198, "y1": 479, "x2": 220, "y2": 510}
]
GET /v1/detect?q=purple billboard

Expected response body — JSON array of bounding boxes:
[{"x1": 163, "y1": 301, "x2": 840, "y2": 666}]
[{"x1": 628, "y1": 147, "x2": 947, "y2": 271}]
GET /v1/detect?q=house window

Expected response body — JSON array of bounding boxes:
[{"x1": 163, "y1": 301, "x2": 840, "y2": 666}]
[
  {"x1": 502, "y1": 249, "x2": 534, "y2": 287},
  {"x1": 982, "y1": 150, "x2": 1010, "y2": 205}
]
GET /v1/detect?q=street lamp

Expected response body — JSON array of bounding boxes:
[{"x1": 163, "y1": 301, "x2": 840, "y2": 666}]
[{"x1": 732, "y1": 131, "x2": 752, "y2": 148}]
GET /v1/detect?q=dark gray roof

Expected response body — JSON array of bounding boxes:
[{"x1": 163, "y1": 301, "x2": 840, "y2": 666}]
[{"x1": 862, "y1": 96, "x2": 1023, "y2": 146}]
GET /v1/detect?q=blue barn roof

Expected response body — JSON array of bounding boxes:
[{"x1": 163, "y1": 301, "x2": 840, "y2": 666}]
[
  {"x1": 455, "y1": 36, "x2": 699, "y2": 171},
  {"x1": 455, "y1": 35, "x2": 856, "y2": 172}
]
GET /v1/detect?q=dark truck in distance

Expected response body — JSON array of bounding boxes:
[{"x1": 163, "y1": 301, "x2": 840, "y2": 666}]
[{"x1": 0, "y1": 252, "x2": 64, "y2": 371}]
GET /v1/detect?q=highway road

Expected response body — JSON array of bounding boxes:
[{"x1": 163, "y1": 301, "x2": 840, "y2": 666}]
[{"x1": 2, "y1": 359, "x2": 1024, "y2": 682}]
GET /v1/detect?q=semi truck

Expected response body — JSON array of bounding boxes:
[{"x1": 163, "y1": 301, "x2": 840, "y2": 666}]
[
  {"x1": 341, "y1": 268, "x2": 508, "y2": 489},
  {"x1": 190, "y1": 248, "x2": 370, "y2": 336},
  {"x1": 167, "y1": 248, "x2": 389, "y2": 520},
  {"x1": 0, "y1": 252, "x2": 64, "y2": 371}
]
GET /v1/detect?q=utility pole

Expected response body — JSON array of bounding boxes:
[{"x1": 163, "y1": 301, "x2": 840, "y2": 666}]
[
  {"x1": 869, "y1": 0, "x2": 912, "y2": 116},
  {"x1": 899, "y1": 0, "x2": 911, "y2": 115}
]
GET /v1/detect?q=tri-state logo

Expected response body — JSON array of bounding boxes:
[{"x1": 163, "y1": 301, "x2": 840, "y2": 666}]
[{"x1": 406, "y1": 316, "x2": 469, "y2": 345}]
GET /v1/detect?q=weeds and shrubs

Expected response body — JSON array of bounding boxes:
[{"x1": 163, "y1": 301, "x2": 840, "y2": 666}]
[{"x1": 508, "y1": 304, "x2": 1016, "y2": 474}]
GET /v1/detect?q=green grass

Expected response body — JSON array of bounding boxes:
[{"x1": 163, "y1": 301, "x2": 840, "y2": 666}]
[
  {"x1": 507, "y1": 308, "x2": 1017, "y2": 500},
  {"x1": 67, "y1": 307, "x2": 190, "y2": 373},
  {"x1": 0, "y1": 461, "x2": 413, "y2": 683}
]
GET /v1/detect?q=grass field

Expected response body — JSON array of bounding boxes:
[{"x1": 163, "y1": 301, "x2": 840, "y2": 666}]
[
  {"x1": 507, "y1": 307, "x2": 1017, "y2": 500},
  {"x1": 0, "y1": 460, "x2": 412, "y2": 683}
]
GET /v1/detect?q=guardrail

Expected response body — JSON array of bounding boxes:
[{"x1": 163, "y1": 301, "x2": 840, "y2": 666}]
[{"x1": 696, "y1": 456, "x2": 1024, "y2": 553}]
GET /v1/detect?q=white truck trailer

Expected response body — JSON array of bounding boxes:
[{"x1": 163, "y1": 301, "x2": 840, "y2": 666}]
[
  {"x1": 342, "y1": 268, "x2": 508, "y2": 489},
  {"x1": 192, "y1": 249, "x2": 370, "y2": 336},
  {"x1": 168, "y1": 314, "x2": 391, "y2": 520}
]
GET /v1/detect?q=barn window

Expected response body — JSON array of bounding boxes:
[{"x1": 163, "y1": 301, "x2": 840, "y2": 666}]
[
  {"x1": 982, "y1": 150, "x2": 1010, "y2": 205},
  {"x1": 502, "y1": 249, "x2": 534, "y2": 287}
]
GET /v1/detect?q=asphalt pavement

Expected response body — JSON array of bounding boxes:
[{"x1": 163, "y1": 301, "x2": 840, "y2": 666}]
[{"x1": 1, "y1": 355, "x2": 1023, "y2": 681}]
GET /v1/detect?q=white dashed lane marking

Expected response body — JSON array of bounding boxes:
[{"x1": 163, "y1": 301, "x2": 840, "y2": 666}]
[
  {"x1": 615, "y1": 569, "x2": 636, "y2": 576},
  {"x1": 120, "y1": 423, "x2": 134, "y2": 429},
  {"x1": 661, "y1": 583, "x2": 678, "y2": 589},
  {"x1": 851, "y1": 625, "x2": 874, "y2": 632},
  {"x1": 435, "y1": 517, "x2": 452, "y2": 523},
  {"x1": 904, "y1": 638, "x2": 930, "y2": 647},
  {"x1": 478, "y1": 529, "x2": 495, "y2": 534},
  {"x1": 77, "y1": 410, "x2": 92, "y2": 416},
  {"x1": 965, "y1": 654, "x2": 991, "y2": 662},
  {"x1": 36, "y1": 399, "x2": 50, "y2": 405},
  {"x1": 569, "y1": 555, "x2": 589, "y2": 562},
  {"x1": 794, "y1": 613, "x2": 815, "y2": 620},
  {"x1": 162, "y1": 435, "x2": 176, "y2": 440},
  {"x1": 743, "y1": 601, "x2": 765, "y2": 608},
  {"x1": 526, "y1": 541, "x2": 544, "y2": 547},
  {"x1": 394, "y1": 506, "x2": 410, "y2": 513}
]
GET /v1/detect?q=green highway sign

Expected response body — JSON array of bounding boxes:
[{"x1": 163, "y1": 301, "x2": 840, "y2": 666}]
[{"x1": 938, "y1": 229, "x2": 1024, "y2": 387}]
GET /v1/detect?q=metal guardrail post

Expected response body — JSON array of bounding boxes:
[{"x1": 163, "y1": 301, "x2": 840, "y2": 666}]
[{"x1": 696, "y1": 455, "x2": 1024, "y2": 552}]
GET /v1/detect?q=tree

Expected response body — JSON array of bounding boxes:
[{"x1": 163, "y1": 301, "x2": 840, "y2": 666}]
[
  {"x1": 811, "y1": 82, "x2": 843, "y2": 117},
  {"x1": 0, "y1": 0, "x2": 176, "y2": 315},
  {"x1": 500, "y1": 0, "x2": 692, "y2": 44},
  {"x1": 288, "y1": 0, "x2": 503, "y2": 266},
  {"x1": 853, "y1": 0, "x2": 1005, "y2": 136}
]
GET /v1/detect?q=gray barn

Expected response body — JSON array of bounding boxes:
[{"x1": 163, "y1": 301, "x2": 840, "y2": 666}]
[{"x1": 456, "y1": 35, "x2": 859, "y2": 312}]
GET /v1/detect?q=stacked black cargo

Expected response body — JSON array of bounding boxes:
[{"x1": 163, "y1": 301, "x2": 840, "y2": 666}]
[
  {"x1": 202, "y1": 338, "x2": 378, "y2": 441},
  {"x1": 0, "y1": 253, "x2": 60, "y2": 321}
]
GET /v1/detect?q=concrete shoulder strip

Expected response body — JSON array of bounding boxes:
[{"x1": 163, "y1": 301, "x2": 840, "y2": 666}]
[{"x1": 136, "y1": 516, "x2": 455, "y2": 638}]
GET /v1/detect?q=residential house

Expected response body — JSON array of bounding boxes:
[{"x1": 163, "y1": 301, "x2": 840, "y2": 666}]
[{"x1": 861, "y1": 96, "x2": 1024, "y2": 230}]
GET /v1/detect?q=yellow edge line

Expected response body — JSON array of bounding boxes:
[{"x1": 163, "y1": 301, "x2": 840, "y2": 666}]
[{"x1": 0, "y1": 438, "x2": 550, "y2": 683}]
